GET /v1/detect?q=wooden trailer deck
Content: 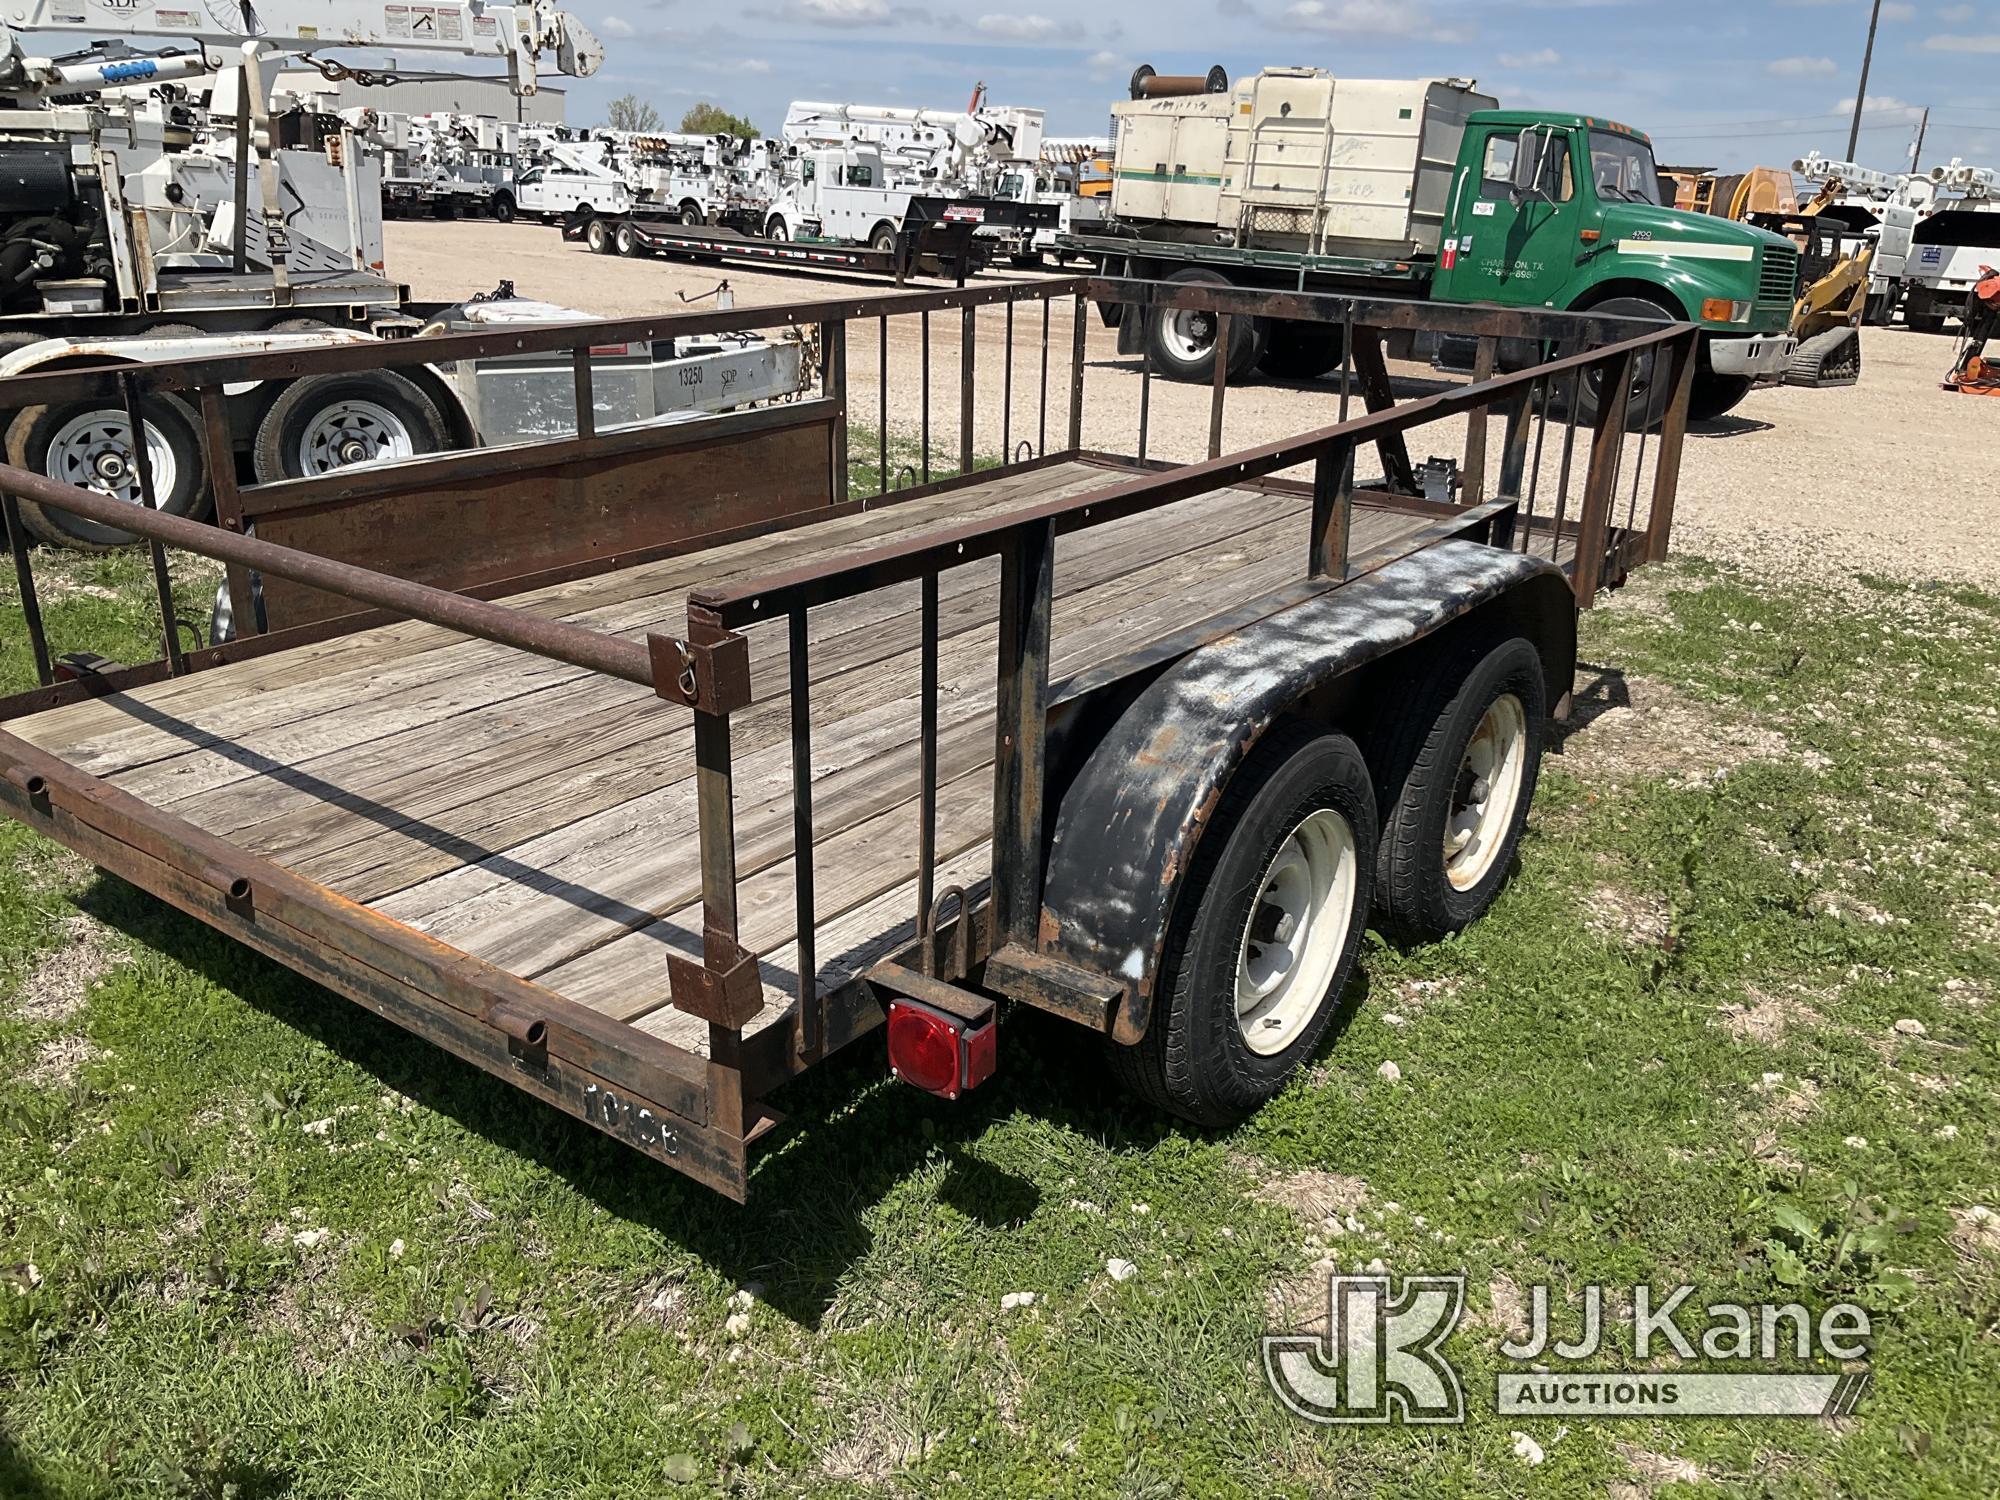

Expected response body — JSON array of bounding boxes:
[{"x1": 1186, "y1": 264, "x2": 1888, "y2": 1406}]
[{"x1": 8, "y1": 459, "x2": 1467, "y2": 1056}]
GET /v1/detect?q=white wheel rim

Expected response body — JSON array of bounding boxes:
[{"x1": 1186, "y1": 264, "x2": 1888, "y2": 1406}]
[
  {"x1": 1234, "y1": 807, "x2": 1358, "y2": 1055},
  {"x1": 1162, "y1": 307, "x2": 1217, "y2": 363},
  {"x1": 47, "y1": 408, "x2": 176, "y2": 508},
  {"x1": 1445, "y1": 693, "x2": 1528, "y2": 891},
  {"x1": 295, "y1": 398, "x2": 415, "y2": 474}
]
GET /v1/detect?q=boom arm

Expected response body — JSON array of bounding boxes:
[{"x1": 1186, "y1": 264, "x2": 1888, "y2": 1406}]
[{"x1": 1, "y1": 0, "x2": 602, "y2": 97}]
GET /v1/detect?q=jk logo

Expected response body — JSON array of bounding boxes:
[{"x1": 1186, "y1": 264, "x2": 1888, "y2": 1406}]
[{"x1": 1263, "y1": 1274, "x2": 1467, "y2": 1425}]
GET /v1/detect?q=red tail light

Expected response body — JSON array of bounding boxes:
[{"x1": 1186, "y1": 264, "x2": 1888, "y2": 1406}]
[{"x1": 886, "y1": 999, "x2": 996, "y2": 1100}]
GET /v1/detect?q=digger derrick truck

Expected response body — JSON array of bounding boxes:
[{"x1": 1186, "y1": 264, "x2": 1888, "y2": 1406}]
[
  {"x1": 1062, "y1": 65, "x2": 1799, "y2": 422},
  {"x1": 0, "y1": 0, "x2": 601, "y2": 333}
]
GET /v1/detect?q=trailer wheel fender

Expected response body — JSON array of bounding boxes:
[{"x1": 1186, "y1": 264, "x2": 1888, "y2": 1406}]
[{"x1": 1038, "y1": 543, "x2": 1574, "y2": 1044}]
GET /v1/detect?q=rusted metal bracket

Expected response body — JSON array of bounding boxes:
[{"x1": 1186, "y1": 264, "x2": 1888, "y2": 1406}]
[
  {"x1": 3, "y1": 763, "x2": 49, "y2": 814},
  {"x1": 667, "y1": 938, "x2": 764, "y2": 1028},
  {"x1": 647, "y1": 631, "x2": 752, "y2": 713},
  {"x1": 981, "y1": 943, "x2": 1123, "y2": 1031},
  {"x1": 869, "y1": 961, "x2": 995, "y2": 1027}
]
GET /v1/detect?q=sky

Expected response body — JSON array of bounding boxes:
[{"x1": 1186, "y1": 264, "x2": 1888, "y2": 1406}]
[{"x1": 540, "y1": 0, "x2": 2000, "y2": 178}]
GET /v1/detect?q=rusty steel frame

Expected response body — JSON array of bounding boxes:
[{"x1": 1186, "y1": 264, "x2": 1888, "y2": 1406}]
[{"x1": 0, "y1": 275, "x2": 1696, "y2": 1197}]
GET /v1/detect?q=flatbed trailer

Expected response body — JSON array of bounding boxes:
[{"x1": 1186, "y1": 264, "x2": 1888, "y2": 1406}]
[
  {"x1": 0, "y1": 277, "x2": 1696, "y2": 1198},
  {"x1": 566, "y1": 196, "x2": 1061, "y2": 286}
]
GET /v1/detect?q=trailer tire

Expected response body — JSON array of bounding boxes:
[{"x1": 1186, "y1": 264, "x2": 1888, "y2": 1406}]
[
  {"x1": 1146, "y1": 267, "x2": 1263, "y2": 384},
  {"x1": 1106, "y1": 721, "x2": 1377, "y2": 1127},
  {"x1": 585, "y1": 216, "x2": 617, "y2": 254},
  {"x1": 1258, "y1": 320, "x2": 1347, "y2": 381},
  {"x1": 252, "y1": 371, "x2": 450, "y2": 483},
  {"x1": 9, "y1": 392, "x2": 210, "y2": 551},
  {"x1": 1366, "y1": 634, "x2": 1546, "y2": 945},
  {"x1": 491, "y1": 192, "x2": 516, "y2": 223},
  {"x1": 615, "y1": 220, "x2": 645, "y2": 257}
]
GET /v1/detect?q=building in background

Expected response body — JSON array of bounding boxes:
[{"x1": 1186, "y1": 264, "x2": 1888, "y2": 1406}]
[{"x1": 272, "y1": 67, "x2": 565, "y2": 124}]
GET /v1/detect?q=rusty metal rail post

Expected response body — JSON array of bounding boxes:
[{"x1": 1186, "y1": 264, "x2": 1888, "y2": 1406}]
[
  {"x1": 1462, "y1": 335, "x2": 1497, "y2": 505},
  {"x1": 1644, "y1": 330, "x2": 1698, "y2": 562},
  {"x1": 959, "y1": 304, "x2": 976, "y2": 478},
  {"x1": 197, "y1": 387, "x2": 260, "y2": 635},
  {"x1": 1571, "y1": 351, "x2": 1635, "y2": 605},
  {"x1": 1, "y1": 486, "x2": 51, "y2": 686},
  {"x1": 824, "y1": 318, "x2": 849, "y2": 504},
  {"x1": 118, "y1": 371, "x2": 186, "y2": 676},
  {"x1": 1067, "y1": 291, "x2": 1086, "y2": 453},
  {"x1": 990, "y1": 518, "x2": 1056, "y2": 948},
  {"x1": 570, "y1": 347, "x2": 596, "y2": 441},
  {"x1": 1309, "y1": 438, "x2": 1356, "y2": 580},
  {"x1": 660, "y1": 604, "x2": 759, "y2": 1143},
  {"x1": 1208, "y1": 312, "x2": 1229, "y2": 459}
]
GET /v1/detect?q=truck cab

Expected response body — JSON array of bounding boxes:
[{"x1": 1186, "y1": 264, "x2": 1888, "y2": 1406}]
[
  {"x1": 766, "y1": 146, "x2": 908, "y2": 247},
  {"x1": 1431, "y1": 112, "x2": 1799, "y2": 414}
]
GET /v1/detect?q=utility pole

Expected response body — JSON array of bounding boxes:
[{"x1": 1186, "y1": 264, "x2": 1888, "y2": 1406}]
[
  {"x1": 1846, "y1": 0, "x2": 1883, "y2": 160},
  {"x1": 1908, "y1": 106, "x2": 1929, "y2": 173}
]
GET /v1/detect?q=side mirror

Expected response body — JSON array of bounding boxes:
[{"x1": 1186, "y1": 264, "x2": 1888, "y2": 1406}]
[{"x1": 1510, "y1": 132, "x2": 1546, "y2": 201}]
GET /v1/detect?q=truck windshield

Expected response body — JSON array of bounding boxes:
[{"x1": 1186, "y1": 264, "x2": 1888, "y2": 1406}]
[{"x1": 1588, "y1": 132, "x2": 1662, "y2": 205}]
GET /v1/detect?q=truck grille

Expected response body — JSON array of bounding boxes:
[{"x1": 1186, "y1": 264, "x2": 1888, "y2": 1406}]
[{"x1": 1759, "y1": 245, "x2": 1799, "y2": 304}]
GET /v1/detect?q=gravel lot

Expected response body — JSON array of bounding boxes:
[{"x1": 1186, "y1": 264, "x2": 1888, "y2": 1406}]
[{"x1": 388, "y1": 218, "x2": 1997, "y2": 587}]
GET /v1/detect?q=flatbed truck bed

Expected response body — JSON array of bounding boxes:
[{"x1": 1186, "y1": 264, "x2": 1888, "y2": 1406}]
[{"x1": 0, "y1": 276, "x2": 1694, "y2": 1198}]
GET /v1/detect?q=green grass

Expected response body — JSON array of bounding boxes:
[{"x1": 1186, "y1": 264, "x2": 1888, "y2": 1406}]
[{"x1": 1, "y1": 552, "x2": 1997, "y2": 1497}]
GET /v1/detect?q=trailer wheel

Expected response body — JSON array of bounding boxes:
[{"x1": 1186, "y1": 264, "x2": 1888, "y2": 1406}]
[
  {"x1": 1367, "y1": 635, "x2": 1546, "y2": 944},
  {"x1": 1258, "y1": 320, "x2": 1347, "y2": 381},
  {"x1": 585, "y1": 216, "x2": 617, "y2": 254},
  {"x1": 615, "y1": 220, "x2": 645, "y2": 257},
  {"x1": 8, "y1": 393, "x2": 210, "y2": 550},
  {"x1": 1146, "y1": 267, "x2": 1263, "y2": 384},
  {"x1": 251, "y1": 371, "x2": 449, "y2": 483},
  {"x1": 1106, "y1": 721, "x2": 1377, "y2": 1126},
  {"x1": 491, "y1": 192, "x2": 516, "y2": 223}
]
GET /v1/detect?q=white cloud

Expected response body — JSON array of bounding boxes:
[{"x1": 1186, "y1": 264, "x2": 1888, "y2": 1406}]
[
  {"x1": 975, "y1": 13, "x2": 1077, "y2": 38},
  {"x1": 599, "y1": 14, "x2": 635, "y2": 36},
  {"x1": 1923, "y1": 29, "x2": 2000, "y2": 47},
  {"x1": 1881, "y1": 1, "x2": 1916, "y2": 17},
  {"x1": 1936, "y1": 3, "x2": 1974, "y2": 18},
  {"x1": 1766, "y1": 55, "x2": 1838, "y2": 75},
  {"x1": 1498, "y1": 48, "x2": 1561, "y2": 67},
  {"x1": 702, "y1": 57, "x2": 773, "y2": 73},
  {"x1": 1833, "y1": 93, "x2": 1928, "y2": 122},
  {"x1": 1284, "y1": 0, "x2": 1458, "y2": 37},
  {"x1": 790, "y1": 0, "x2": 890, "y2": 24},
  {"x1": 1086, "y1": 49, "x2": 1134, "y2": 78}
]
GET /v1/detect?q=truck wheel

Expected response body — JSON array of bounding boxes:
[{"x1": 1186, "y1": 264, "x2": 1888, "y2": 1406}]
[
  {"x1": 1565, "y1": 295, "x2": 1676, "y2": 430},
  {"x1": 1687, "y1": 370, "x2": 1754, "y2": 421},
  {"x1": 491, "y1": 192, "x2": 516, "y2": 223},
  {"x1": 1258, "y1": 320, "x2": 1346, "y2": 381},
  {"x1": 1147, "y1": 268, "x2": 1263, "y2": 384},
  {"x1": 679, "y1": 200, "x2": 703, "y2": 226},
  {"x1": 870, "y1": 224, "x2": 897, "y2": 254},
  {"x1": 767, "y1": 217, "x2": 790, "y2": 242},
  {"x1": 615, "y1": 221, "x2": 645, "y2": 257},
  {"x1": 585, "y1": 217, "x2": 617, "y2": 255},
  {"x1": 432, "y1": 198, "x2": 459, "y2": 221},
  {"x1": 8, "y1": 393, "x2": 210, "y2": 551},
  {"x1": 1367, "y1": 635, "x2": 1546, "y2": 944},
  {"x1": 1106, "y1": 721, "x2": 1377, "y2": 1126},
  {"x1": 252, "y1": 371, "x2": 449, "y2": 483}
]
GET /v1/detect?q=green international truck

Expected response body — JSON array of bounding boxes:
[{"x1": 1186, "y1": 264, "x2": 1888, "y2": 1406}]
[{"x1": 1060, "y1": 67, "x2": 1801, "y2": 420}]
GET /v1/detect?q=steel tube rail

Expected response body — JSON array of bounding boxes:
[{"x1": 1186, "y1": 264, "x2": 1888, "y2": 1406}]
[
  {"x1": 0, "y1": 461, "x2": 658, "y2": 687},
  {"x1": 0, "y1": 280, "x2": 1091, "y2": 408},
  {"x1": 691, "y1": 325, "x2": 1696, "y2": 626}
]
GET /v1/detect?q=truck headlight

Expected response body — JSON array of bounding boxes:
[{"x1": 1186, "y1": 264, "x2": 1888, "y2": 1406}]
[{"x1": 1699, "y1": 298, "x2": 1754, "y2": 324}]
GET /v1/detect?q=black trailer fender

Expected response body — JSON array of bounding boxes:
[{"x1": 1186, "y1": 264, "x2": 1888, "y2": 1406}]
[{"x1": 1038, "y1": 541, "x2": 1576, "y2": 1044}]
